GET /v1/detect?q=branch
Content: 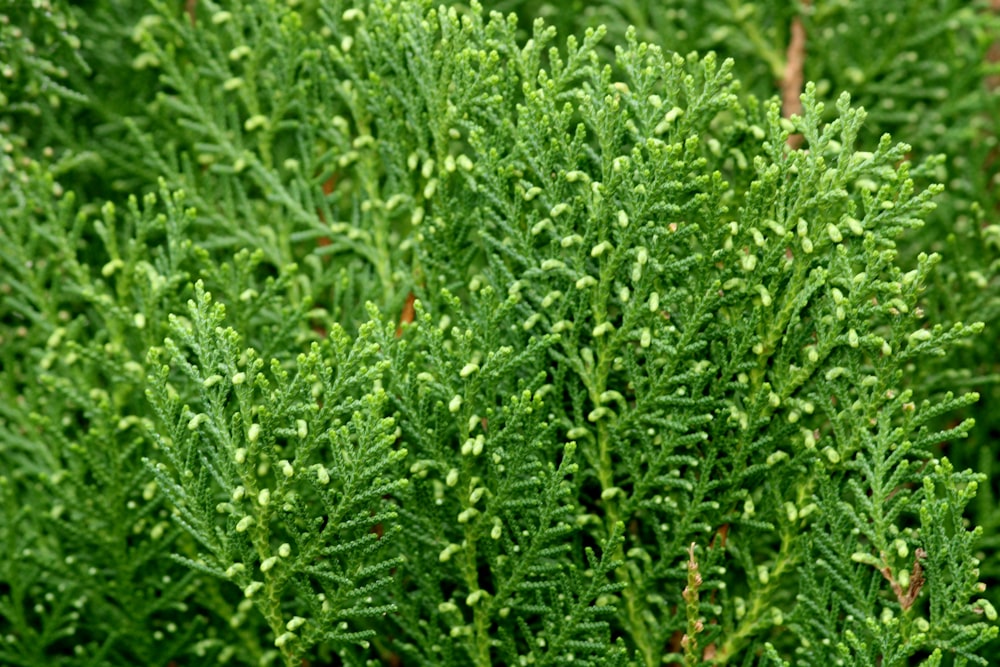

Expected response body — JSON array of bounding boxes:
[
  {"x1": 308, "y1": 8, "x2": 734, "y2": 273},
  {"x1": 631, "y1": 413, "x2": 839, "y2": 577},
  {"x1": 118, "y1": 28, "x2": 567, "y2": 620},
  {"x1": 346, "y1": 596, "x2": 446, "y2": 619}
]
[{"x1": 783, "y1": 1, "x2": 811, "y2": 149}]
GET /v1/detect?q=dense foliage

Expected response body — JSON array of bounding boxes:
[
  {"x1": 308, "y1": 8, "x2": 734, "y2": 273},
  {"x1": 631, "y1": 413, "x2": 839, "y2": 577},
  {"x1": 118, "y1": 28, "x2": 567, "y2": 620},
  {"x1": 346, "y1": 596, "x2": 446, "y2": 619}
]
[{"x1": 2, "y1": 1, "x2": 999, "y2": 666}]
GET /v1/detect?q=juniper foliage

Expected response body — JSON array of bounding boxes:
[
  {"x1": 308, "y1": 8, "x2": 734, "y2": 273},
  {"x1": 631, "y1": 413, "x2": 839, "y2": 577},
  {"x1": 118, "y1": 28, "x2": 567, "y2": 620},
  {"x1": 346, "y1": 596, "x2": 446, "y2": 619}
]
[{"x1": 0, "y1": 1, "x2": 997, "y2": 666}]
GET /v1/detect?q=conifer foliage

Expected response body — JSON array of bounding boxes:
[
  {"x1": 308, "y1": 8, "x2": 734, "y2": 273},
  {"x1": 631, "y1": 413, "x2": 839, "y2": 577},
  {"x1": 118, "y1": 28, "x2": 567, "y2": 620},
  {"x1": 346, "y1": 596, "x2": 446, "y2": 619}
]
[{"x1": 1, "y1": 1, "x2": 998, "y2": 666}]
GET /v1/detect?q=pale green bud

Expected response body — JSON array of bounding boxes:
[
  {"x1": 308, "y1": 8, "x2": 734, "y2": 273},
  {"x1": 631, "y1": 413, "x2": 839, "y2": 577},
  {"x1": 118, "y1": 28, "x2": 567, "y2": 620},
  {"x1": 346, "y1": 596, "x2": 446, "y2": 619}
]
[
  {"x1": 542, "y1": 290, "x2": 562, "y2": 307},
  {"x1": 766, "y1": 451, "x2": 788, "y2": 465},
  {"x1": 588, "y1": 407, "x2": 613, "y2": 422},
  {"x1": 893, "y1": 539, "x2": 909, "y2": 558},
  {"x1": 439, "y1": 543, "x2": 461, "y2": 562},
  {"x1": 851, "y1": 551, "x2": 881, "y2": 566},
  {"x1": 976, "y1": 599, "x2": 998, "y2": 621},
  {"x1": 550, "y1": 203, "x2": 570, "y2": 217},
  {"x1": 591, "y1": 241, "x2": 612, "y2": 257},
  {"x1": 229, "y1": 45, "x2": 252, "y2": 61},
  {"x1": 315, "y1": 465, "x2": 330, "y2": 485},
  {"x1": 260, "y1": 556, "x2": 278, "y2": 572},
  {"x1": 592, "y1": 322, "x2": 615, "y2": 337},
  {"x1": 802, "y1": 429, "x2": 816, "y2": 449},
  {"x1": 244, "y1": 115, "x2": 269, "y2": 132},
  {"x1": 551, "y1": 320, "x2": 573, "y2": 333}
]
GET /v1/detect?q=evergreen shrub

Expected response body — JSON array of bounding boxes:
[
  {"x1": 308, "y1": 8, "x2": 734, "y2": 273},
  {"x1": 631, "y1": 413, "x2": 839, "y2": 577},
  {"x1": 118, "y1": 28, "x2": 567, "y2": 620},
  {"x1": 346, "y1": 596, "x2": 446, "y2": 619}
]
[{"x1": 1, "y1": 1, "x2": 999, "y2": 665}]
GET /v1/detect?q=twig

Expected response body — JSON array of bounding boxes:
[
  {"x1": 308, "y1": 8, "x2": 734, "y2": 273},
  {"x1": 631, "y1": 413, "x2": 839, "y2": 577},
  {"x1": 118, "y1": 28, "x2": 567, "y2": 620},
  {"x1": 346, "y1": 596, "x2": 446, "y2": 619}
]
[
  {"x1": 988, "y1": 0, "x2": 1000, "y2": 90},
  {"x1": 783, "y1": 1, "x2": 811, "y2": 149},
  {"x1": 879, "y1": 548, "x2": 927, "y2": 611}
]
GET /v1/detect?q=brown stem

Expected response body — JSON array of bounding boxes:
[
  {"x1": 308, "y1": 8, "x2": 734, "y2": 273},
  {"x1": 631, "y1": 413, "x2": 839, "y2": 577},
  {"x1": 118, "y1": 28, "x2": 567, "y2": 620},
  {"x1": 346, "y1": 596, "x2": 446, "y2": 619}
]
[
  {"x1": 395, "y1": 292, "x2": 416, "y2": 337},
  {"x1": 783, "y1": 1, "x2": 811, "y2": 149},
  {"x1": 988, "y1": 0, "x2": 1000, "y2": 90},
  {"x1": 184, "y1": 0, "x2": 197, "y2": 26}
]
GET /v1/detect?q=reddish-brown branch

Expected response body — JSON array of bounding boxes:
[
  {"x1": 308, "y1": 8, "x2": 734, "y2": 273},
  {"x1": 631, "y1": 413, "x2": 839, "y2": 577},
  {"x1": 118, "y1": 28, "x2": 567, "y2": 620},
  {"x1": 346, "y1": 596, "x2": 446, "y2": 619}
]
[
  {"x1": 783, "y1": 1, "x2": 811, "y2": 149},
  {"x1": 395, "y1": 292, "x2": 416, "y2": 337},
  {"x1": 184, "y1": 0, "x2": 197, "y2": 26},
  {"x1": 879, "y1": 548, "x2": 927, "y2": 611},
  {"x1": 989, "y1": 0, "x2": 1000, "y2": 90}
]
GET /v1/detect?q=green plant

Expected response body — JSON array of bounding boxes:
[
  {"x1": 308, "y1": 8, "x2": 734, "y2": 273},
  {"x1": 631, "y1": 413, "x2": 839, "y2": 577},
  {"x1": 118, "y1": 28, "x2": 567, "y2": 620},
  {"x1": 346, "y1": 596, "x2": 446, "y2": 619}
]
[{"x1": 1, "y1": 1, "x2": 998, "y2": 666}]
